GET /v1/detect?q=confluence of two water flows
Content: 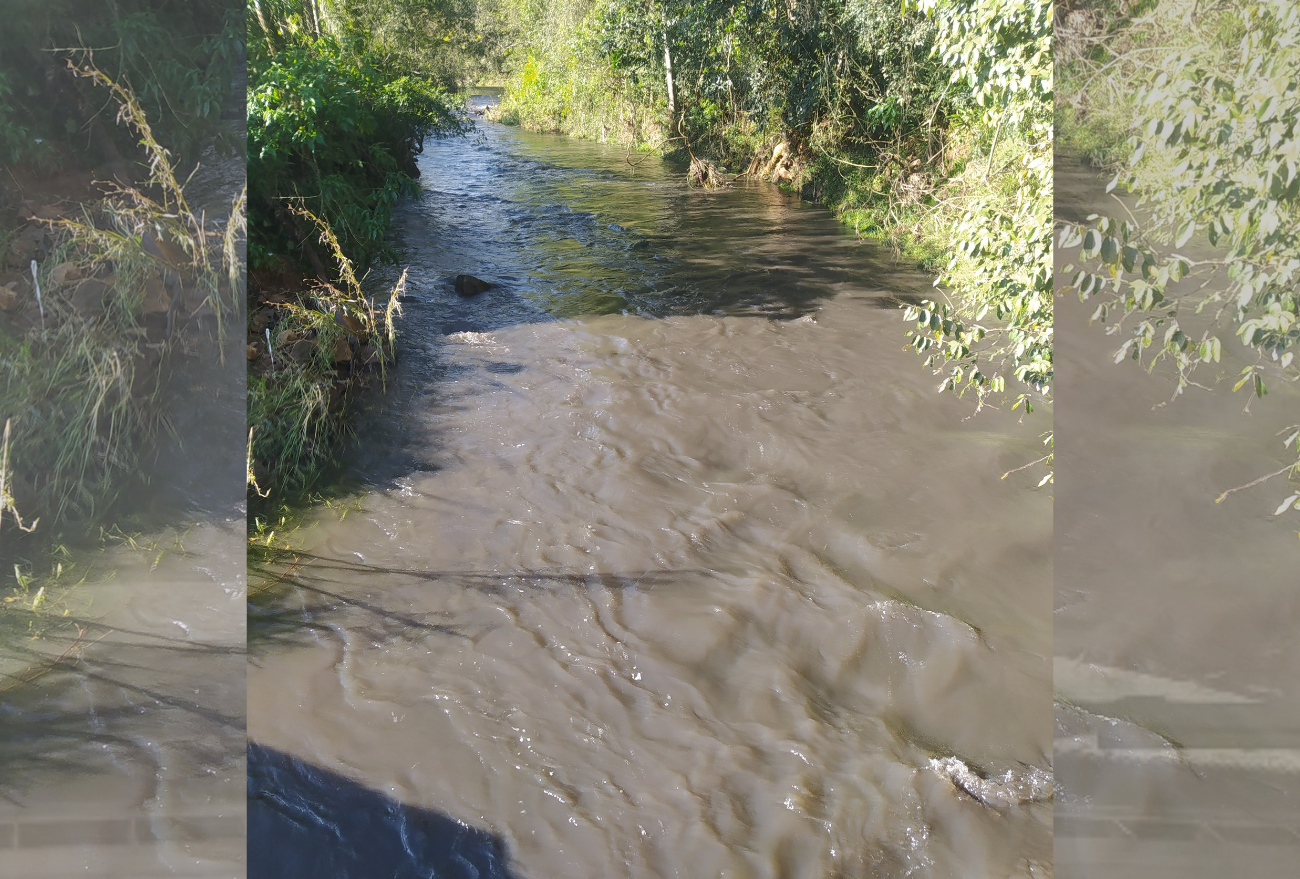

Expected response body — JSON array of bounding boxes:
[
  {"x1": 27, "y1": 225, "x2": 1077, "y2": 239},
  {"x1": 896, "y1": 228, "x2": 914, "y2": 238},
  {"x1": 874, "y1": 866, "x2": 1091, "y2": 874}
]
[
  {"x1": 0, "y1": 152, "x2": 247, "y2": 878},
  {"x1": 1053, "y1": 156, "x2": 1300, "y2": 878},
  {"x1": 247, "y1": 105, "x2": 1053, "y2": 878}
]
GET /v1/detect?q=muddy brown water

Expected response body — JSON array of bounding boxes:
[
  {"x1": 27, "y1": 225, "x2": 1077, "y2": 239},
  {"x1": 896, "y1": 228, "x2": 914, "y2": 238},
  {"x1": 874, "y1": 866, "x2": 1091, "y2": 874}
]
[
  {"x1": 247, "y1": 112, "x2": 1053, "y2": 877},
  {"x1": 1053, "y1": 153, "x2": 1300, "y2": 877},
  {"x1": 0, "y1": 145, "x2": 246, "y2": 878}
]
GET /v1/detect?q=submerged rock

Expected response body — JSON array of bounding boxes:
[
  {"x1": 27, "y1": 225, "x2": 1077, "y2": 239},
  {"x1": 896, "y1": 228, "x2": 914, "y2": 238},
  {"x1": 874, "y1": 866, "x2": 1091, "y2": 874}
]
[
  {"x1": 929, "y1": 756, "x2": 1053, "y2": 808},
  {"x1": 440, "y1": 318, "x2": 484, "y2": 335},
  {"x1": 454, "y1": 274, "x2": 493, "y2": 296}
]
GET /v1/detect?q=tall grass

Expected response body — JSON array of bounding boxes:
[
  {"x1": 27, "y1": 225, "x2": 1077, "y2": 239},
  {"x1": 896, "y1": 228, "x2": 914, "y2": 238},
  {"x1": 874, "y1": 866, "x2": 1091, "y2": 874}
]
[
  {"x1": 0, "y1": 421, "x2": 37, "y2": 537},
  {"x1": 1, "y1": 63, "x2": 243, "y2": 563},
  {"x1": 247, "y1": 202, "x2": 405, "y2": 507}
]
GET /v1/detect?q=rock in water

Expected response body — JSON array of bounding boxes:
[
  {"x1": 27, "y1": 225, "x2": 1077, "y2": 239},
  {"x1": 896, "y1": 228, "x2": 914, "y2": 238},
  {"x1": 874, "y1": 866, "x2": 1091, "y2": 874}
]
[{"x1": 454, "y1": 274, "x2": 492, "y2": 296}]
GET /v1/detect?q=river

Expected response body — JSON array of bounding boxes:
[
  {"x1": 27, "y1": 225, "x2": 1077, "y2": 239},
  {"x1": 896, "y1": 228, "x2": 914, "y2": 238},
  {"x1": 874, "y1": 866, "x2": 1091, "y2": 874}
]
[
  {"x1": 246, "y1": 107, "x2": 1053, "y2": 878},
  {"x1": 1053, "y1": 154, "x2": 1300, "y2": 877}
]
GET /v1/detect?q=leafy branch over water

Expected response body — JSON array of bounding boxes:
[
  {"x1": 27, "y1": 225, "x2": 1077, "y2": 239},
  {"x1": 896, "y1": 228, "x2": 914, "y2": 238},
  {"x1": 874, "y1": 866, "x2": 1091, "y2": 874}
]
[{"x1": 1058, "y1": 0, "x2": 1300, "y2": 516}]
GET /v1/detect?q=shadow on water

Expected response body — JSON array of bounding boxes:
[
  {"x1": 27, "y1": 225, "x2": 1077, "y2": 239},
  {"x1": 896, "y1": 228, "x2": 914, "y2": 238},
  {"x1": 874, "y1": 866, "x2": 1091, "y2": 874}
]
[
  {"x1": 249, "y1": 742, "x2": 523, "y2": 879},
  {"x1": 249, "y1": 547, "x2": 709, "y2": 655},
  {"x1": 0, "y1": 629, "x2": 244, "y2": 800},
  {"x1": 0, "y1": 337, "x2": 245, "y2": 796}
]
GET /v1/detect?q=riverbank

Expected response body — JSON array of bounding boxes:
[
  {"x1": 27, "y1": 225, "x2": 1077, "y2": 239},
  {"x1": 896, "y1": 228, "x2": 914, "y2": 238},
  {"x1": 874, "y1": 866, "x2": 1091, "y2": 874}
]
[
  {"x1": 2, "y1": 124, "x2": 243, "y2": 595},
  {"x1": 486, "y1": 0, "x2": 1052, "y2": 425},
  {"x1": 3, "y1": 0, "x2": 245, "y2": 600},
  {"x1": 245, "y1": 249, "x2": 403, "y2": 512},
  {"x1": 1, "y1": 15, "x2": 248, "y2": 870},
  {"x1": 244, "y1": 7, "x2": 469, "y2": 510}
]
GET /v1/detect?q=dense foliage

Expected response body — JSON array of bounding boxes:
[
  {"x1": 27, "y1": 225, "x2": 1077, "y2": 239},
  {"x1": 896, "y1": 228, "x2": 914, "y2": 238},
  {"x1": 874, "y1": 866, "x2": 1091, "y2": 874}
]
[
  {"x1": 1059, "y1": 0, "x2": 1299, "y2": 513},
  {"x1": 904, "y1": 0, "x2": 1053, "y2": 412},
  {"x1": 320, "y1": 0, "x2": 501, "y2": 87},
  {"x1": 247, "y1": 1, "x2": 472, "y2": 508},
  {"x1": 247, "y1": 0, "x2": 468, "y2": 278},
  {"x1": 493, "y1": 1, "x2": 957, "y2": 173}
]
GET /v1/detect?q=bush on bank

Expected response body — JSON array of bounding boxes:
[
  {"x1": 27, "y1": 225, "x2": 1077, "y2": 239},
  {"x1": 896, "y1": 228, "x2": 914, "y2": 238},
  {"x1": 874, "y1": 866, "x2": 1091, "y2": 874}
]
[
  {"x1": 246, "y1": 1, "x2": 468, "y2": 509},
  {"x1": 1, "y1": 5, "x2": 244, "y2": 585}
]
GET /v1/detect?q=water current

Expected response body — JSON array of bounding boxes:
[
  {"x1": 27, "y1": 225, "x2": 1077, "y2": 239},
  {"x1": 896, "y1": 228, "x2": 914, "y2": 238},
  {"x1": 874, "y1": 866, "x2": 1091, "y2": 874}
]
[{"x1": 247, "y1": 105, "x2": 1053, "y2": 878}]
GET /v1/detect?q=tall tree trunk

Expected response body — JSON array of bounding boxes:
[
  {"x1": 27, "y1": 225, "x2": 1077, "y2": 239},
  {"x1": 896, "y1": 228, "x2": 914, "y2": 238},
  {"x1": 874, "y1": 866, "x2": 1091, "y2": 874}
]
[
  {"x1": 662, "y1": 30, "x2": 676, "y2": 117},
  {"x1": 303, "y1": 0, "x2": 321, "y2": 36},
  {"x1": 251, "y1": 0, "x2": 275, "y2": 54}
]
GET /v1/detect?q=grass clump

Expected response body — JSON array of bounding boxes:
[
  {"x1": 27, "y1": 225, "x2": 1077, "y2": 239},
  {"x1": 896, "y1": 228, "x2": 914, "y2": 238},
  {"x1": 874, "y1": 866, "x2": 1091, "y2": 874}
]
[
  {"x1": 247, "y1": 205, "x2": 405, "y2": 508},
  {"x1": 1, "y1": 63, "x2": 243, "y2": 574}
]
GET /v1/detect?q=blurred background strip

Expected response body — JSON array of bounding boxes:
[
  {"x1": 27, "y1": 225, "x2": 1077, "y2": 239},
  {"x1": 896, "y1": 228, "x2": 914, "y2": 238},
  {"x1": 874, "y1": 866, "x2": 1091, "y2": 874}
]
[
  {"x1": 1055, "y1": 1, "x2": 1300, "y2": 876},
  {"x1": 1, "y1": 2, "x2": 247, "y2": 876}
]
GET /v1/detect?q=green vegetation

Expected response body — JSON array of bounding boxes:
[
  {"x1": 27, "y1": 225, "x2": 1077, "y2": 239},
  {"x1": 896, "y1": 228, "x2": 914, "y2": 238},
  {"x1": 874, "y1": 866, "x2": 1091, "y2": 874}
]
[
  {"x1": 247, "y1": 4, "x2": 467, "y2": 275},
  {"x1": 486, "y1": 0, "x2": 1052, "y2": 476},
  {"x1": 246, "y1": 0, "x2": 468, "y2": 509},
  {"x1": 2, "y1": 5, "x2": 244, "y2": 631},
  {"x1": 1, "y1": 80, "x2": 243, "y2": 550},
  {"x1": 1058, "y1": 0, "x2": 1299, "y2": 515}
]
